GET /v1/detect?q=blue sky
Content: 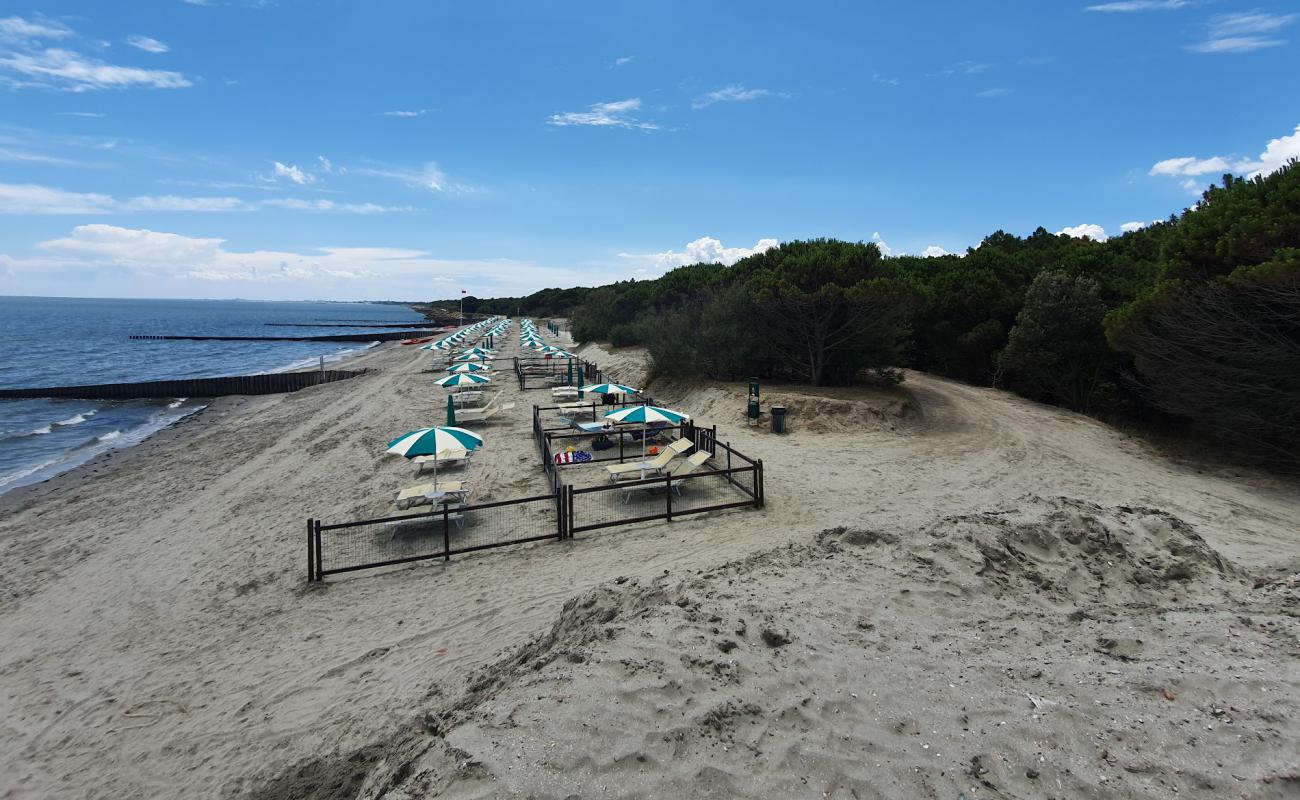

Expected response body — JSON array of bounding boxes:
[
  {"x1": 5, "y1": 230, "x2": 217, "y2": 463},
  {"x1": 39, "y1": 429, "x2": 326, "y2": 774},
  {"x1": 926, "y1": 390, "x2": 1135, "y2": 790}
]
[{"x1": 1, "y1": 0, "x2": 1297, "y2": 301}]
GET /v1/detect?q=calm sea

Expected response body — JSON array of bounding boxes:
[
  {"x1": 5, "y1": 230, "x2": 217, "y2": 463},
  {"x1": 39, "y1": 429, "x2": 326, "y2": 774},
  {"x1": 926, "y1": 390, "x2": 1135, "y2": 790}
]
[{"x1": 0, "y1": 296, "x2": 426, "y2": 494}]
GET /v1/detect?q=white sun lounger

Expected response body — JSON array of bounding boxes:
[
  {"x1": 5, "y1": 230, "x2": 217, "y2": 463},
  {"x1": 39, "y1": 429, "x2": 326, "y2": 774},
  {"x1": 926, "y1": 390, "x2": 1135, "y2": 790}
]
[
  {"x1": 412, "y1": 450, "x2": 472, "y2": 474},
  {"x1": 619, "y1": 450, "x2": 711, "y2": 503},
  {"x1": 605, "y1": 438, "x2": 693, "y2": 482},
  {"x1": 395, "y1": 480, "x2": 467, "y2": 510},
  {"x1": 454, "y1": 402, "x2": 515, "y2": 424}
]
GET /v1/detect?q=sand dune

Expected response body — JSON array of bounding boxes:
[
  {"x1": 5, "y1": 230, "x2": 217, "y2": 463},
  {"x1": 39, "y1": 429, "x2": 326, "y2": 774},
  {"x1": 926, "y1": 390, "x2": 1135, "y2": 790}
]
[{"x1": 1, "y1": 335, "x2": 1297, "y2": 799}]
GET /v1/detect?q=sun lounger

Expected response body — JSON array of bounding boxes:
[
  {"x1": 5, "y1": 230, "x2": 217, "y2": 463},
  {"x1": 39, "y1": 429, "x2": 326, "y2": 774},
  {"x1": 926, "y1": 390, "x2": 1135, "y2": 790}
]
[
  {"x1": 605, "y1": 438, "x2": 692, "y2": 482},
  {"x1": 383, "y1": 505, "x2": 467, "y2": 536},
  {"x1": 619, "y1": 451, "x2": 711, "y2": 503},
  {"x1": 560, "y1": 416, "x2": 606, "y2": 435},
  {"x1": 412, "y1": 450, "x2": 471, "y2": 473},
  {"x1": 551, "y1": 386, "x2": 580, "y2": 400},
  {"x1": 395, "y1": 480, "x2": 467, "y2": 510},
  {"x1": 454, "y1": 402, "x2": 515, "y2": 424}
]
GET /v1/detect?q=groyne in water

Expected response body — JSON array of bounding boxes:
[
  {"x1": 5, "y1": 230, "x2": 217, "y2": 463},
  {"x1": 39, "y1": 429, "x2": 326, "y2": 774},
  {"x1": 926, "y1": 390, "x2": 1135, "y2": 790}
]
[
  {"x1": 264, "y1": 323, "x2": 451, "y2": 328},
  {"x1": 129, "y1": 330, "x2": 435, "y2": 343},
  {"x1": 0, "y1": 369, "x2": 368, "y2": 400}
]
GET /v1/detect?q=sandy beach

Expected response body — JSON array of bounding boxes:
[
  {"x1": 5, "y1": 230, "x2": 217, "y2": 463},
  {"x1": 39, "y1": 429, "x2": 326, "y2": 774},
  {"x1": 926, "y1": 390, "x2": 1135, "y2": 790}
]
[{"x1": 1, "y1": 333, "x2": 1298, "y2": 799}]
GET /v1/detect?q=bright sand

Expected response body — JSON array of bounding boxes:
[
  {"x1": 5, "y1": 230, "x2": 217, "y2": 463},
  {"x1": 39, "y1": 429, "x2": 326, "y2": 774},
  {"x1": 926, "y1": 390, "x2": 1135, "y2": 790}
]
[{"x1": 1, "y1": 333, "x2": 1297, "y2": 799}]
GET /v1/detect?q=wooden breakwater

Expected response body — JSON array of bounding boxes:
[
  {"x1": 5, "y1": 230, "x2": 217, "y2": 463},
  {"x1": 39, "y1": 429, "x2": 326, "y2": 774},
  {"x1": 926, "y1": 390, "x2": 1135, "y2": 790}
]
[
  {"x1": 264, "y1": 323, "x2": 453, "y2": 329},
  {"x1": 0, "y1": 369, "x2": 368, "y2": 400},
  {"x1": 129, "y1": 330, "x2": 434, "y2": 343}
]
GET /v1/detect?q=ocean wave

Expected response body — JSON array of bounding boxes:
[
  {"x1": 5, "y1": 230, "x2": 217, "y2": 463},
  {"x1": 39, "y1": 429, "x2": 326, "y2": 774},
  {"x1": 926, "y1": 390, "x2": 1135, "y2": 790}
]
[
  {"x1": 28, "y1": 425, "x2": 53, "y2": 436},
  {"x1": 0, "y1": 458, "x2": 63, "y2": 490},
  {"x1": 55, "y1": 410, "x2": 98, "y2": 427},
  {"x1": 166, "y1": 398, "x2": 187, "y2": 409},
  {"x1": 97, "y1": 430, "x2": 122, "y2": 443}
]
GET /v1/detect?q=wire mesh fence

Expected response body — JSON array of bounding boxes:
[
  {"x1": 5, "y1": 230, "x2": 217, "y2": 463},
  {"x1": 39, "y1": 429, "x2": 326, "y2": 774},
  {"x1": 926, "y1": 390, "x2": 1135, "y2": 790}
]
[{"x1": 308, "y1": 492, "x2": 562, "y2": 581}]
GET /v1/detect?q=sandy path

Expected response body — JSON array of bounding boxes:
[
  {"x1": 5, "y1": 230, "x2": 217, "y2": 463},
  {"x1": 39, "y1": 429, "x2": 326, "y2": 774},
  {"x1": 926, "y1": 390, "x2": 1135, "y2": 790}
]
[{"x1": 1, "y1": 335, "x2": 1297, "y2": 799}]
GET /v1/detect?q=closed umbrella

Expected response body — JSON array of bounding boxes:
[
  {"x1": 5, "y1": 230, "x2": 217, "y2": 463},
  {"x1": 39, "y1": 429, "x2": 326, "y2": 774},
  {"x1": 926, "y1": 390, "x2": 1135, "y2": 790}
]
[{"x1": 446, "y1": 394, "x2": 456, "y2": 425}]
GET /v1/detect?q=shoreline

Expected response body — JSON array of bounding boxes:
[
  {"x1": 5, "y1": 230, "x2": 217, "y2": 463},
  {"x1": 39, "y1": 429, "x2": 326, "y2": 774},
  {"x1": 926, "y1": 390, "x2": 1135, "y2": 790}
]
[{"x1": 0, "y1": 339, "x2": 401, "y2": 507}]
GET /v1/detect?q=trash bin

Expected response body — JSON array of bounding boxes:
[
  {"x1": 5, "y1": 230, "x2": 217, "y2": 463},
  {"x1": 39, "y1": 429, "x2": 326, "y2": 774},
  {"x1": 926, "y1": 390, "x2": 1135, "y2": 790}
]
[
  {"x1": 747, "y1": 397, "x2": 760, "y2": 421},
  {"x1": 770, "y1": 404, "x2": 787, "y2": 433}
]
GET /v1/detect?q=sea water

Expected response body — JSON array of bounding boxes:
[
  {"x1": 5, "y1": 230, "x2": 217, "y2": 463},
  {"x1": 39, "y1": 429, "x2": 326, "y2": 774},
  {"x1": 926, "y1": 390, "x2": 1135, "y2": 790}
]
[{"x1": 0, "y1": 296, "x2": 426, "y2": 494}]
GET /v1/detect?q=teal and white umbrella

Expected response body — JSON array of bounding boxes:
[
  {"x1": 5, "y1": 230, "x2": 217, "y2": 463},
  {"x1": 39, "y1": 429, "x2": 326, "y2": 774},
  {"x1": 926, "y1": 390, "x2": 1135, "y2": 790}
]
[
  {"x1": 603, "y1": 404, "x2": 689, "y2": 463},
  {"x1": 435, "y1": 372, "x2": 491, "y2": 387},
  {"x1": 452, "y1": 353, "x2": 492, "y2": 363},
  {"x1": 386, "y1": 425, "x2": 484, "y2": 483},
  {"x1": 446, "y1": 362, "x2": 490, "y2": 373},
  {"x1": 460, "y1": 347, "x2": 495, "y2": 356},
  {"x1": 582, "y1": 382, "x2": 640, "y2": 396}
]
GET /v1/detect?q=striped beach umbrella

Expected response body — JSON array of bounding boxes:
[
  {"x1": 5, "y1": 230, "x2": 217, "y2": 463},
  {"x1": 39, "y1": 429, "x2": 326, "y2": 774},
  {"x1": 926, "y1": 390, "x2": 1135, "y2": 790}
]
[
  {"x1": 603, "y1": 405, "x2": 689, "y2": 461},
  {"x1": 460, "y1": 347, "x2": 495, "y2": 356},
  {"x1": 386, "y1": 425, "x2": 484, "y2": 483},
  {"x1": 452, "y1": 353, "x2": 492, "y2": 362},
  {"x1": 581, "y1": 382, "x2": 640, "y2": 396},
  {"x1": 434, "y1": 372, "x2": 491, "y2": 387},
  {"x1": 446, "y1": 362, "x2": 490, "y2": 373}
]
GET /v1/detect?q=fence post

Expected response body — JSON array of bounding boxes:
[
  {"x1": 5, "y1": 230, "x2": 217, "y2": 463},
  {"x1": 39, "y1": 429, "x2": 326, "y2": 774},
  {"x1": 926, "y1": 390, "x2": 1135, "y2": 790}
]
[
  {"x1": 727, "y1": 441, "x2": 732, "y2": 472},
  {"x1": 442, "y1": 505, "x2": 451, "y2": 561},
  {"x1": 567, "y1": 484, "x2": 575, "y2": 539},
  {"x1": 711, "y1": 425, "x2": 717, "y2": 457},
  {"x1": 313, "y1": 520, "x2": 323, "y2": 582},
  {"x1": 555, "y1": 486, "x2": 564, "y2": 539},
  {"x1": 756, "y1": 459, "x2": 764, "y2": 508},
  {"x1": 666, "y1": 474, "x2": 673, "y2": 521},
  {"x1": 307, "y1": 518, "x2": 315, "y2": 582}
]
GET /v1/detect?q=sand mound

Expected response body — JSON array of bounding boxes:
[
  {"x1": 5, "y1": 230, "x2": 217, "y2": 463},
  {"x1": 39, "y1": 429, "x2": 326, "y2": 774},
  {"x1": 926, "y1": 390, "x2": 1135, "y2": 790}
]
[
  {"x1": 647, "y1": 382, "x2": 918, "y2": 435},
  {"x1": 831, "y1": 495, "x2": 1245, "y2": 609},
  {"x1": 278, "y1": 497, "x2": 1300, "y2": 800}
]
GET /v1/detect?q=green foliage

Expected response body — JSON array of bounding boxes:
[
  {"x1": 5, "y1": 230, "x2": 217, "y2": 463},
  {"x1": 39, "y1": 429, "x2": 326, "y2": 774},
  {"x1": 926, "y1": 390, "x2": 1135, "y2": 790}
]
[
  {"x1": 449, "y1": 160, "x2": 1300, "y2": 465},
  {"x1": 998, "y1": 272, "x2": 1115, "y2": 412}
]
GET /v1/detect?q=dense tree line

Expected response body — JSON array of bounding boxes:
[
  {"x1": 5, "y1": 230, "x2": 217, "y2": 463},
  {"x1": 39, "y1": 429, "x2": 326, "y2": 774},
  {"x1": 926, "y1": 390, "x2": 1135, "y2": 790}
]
[{"x1": 434, "y1": 162, "x2": 1300, "y2": 467}]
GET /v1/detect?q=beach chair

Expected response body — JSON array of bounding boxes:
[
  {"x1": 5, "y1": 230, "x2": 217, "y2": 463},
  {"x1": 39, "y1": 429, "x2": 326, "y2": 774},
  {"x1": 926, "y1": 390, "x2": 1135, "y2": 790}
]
[
  {"x1": 618, "y1": 451, "x2": 711, "y2": 504},
  {"x1": 605, "y1": 437, "x2": 693, "y2": 482},
  {"x1": 560, "y1": 416, "x2": 606, "y2": 435},
  {"x1": 663, "y1": 450, "x2": 711, "y2": 494},
  {"x1": 454, "y1": 402, "x2": 516, "y2": 424},
  {"x1": 394, "y1": 480, "x2": 467, "y2": 510},
  {"x1": 383, "y1": 504, "x2": 467, "y2": 537},
  {"x1": 411, "y1": 449, "x2": 472, "y2": 474}
]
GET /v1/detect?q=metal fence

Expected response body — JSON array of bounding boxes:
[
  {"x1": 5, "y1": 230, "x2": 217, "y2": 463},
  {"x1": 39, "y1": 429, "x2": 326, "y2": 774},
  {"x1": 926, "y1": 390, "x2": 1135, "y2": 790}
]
[
  {"x1": 513, "y1": 356, "x2": 609, "y2": 391},
  {"x1": 564, "y1": 458, "x2": 763, "y2": 535},
  {"x1": 307, "y1": 490, "x2": 563, "y2": 581}
]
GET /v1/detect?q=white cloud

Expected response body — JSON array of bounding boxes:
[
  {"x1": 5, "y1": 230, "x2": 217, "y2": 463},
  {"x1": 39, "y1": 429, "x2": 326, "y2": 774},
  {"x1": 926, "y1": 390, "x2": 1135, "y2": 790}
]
[
  {"x1": 873, "y1": 73, "x2": 901, "y2": 86},
  {"x1": 975, "y1": 87, "x2": 1012, "y2": 98},
  {"x1": 122, "y1": 195, "x2": 245, "y2": 212},
  {"x1": 0, "y1": 182, "x2": 115, "y2": 214},
  {"x1": 382, "y1": 109, "x2": 427, "y2": 117},
  {"x1": 1085, "y1": 0, "x2": 1190, "y2": 12},
  {"x1": 548, "y1": 98, "x2": 659, "y2": 130},
  {"x1": 0, "y1": 181, "x2": 410, "y2": 215},
  {"x1": 262, "y1": 198, "x2": 412, "y2": 214},
  {"x1": 870, "y1": 232, "x2": 894, "y2": 257},
  {"x1": 617, "y1": 236, "x2": 778, "y2": 273},
  {"x1": 1188, "y1": 11, "x2": 1296, "y2": 53},
  {"x1": 0, "y1": 15, "x2": 73, "y2": 42},
  {"x1": 354, "y1": 161, "x2": 452, "y2": 192},
  {"x1": 921, "y1": 245, "x2": 952, "y2": 257},
  {"x1": 1120, "y1": 220, "x2": 1150, "y2": 233},
  {"x1": 1148, "y1": 123, "x2": 1300, "y2": 190},
  {"x1": 1058, "y1": 223, "x2": 1108, "y2": 241},
  {"x1": 0, "y1": 48, "x2": 192, "y2": 90},
  {"x1": 125, "y1": 35, "x2": 169, "y2": 54},
  {"x1": 692, "y1": 85, "x2": 788, "y2": 109},
  {"x1": 2, "y1": 224, "x2": 595, "y2": 300},
  {"x1": 614, "y1": 56, "x2": 633, "y2": 66},
  {"x1": 272, "y1": 161, "x2": 312, "y2": 185},
  {"x1": 0, "y1": 147, "x2": 85, "y2": 166},
  {"x1": 55, "y1": 110, "x2": 104, "y2": 117},
  {"x1": 1149, "y1": 155, "x2": 1232, "y2": 176}
]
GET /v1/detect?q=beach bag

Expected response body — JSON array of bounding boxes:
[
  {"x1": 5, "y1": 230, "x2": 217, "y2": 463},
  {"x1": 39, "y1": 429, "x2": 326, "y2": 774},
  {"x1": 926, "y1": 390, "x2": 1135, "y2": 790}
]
[{"x1": 592, "y1": 434, "x2": 614, "y2": 451}]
